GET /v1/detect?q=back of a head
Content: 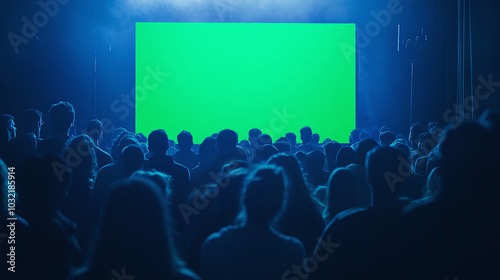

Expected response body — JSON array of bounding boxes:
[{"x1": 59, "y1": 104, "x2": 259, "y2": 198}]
[
  {"x1": 177, "y1": 131, "x2": 194, "y2": 150},
  {"x1": 255, "y1": 144, "x2": 279, "y2": 162},
  {"x1": 336, "y1": 146, "x2": 355, "y2": 168},
  {"x1": 437, "y1": 122, "x2": 497, "y2": 195},
  {"x1": 257, "y1": 134, "x2": 273, "y2": 146},
  {"x1": 379, "y1": 131, "x2": 396, "y2": 146},
  {"x1": 65, "y1": 135, "x2": 97, "y2": 178},
  {"x1": 354, "y1": 138, "x2": 379, "y2": 166},
  {"x1": 326, "y1": 168, "x2": 357, "y2": 218},
  {"x1": 249, "y1": 128, "x2": 262, "y2": 141},
  {"x1": 0, "y1": 114, "x2": 15, "y2": 142},
  {"x1": 366, "y1": 146, "x2": 407, "y2": 197},
  {"x1": 274, "y1": 141, "x2": 291, "y2": 154},
  {"x1": 48, "y1": 101, "x2": 75, "y2": 134},
  {"x1": 95, "y1": 177, "x2": 176, "y2": 276},
  {"x1": 131, "y1": 170, "x2": 170, "y2": 196},
  {"x1": 409, "y1": 122, "x2": 427, "y2": 149},
  {"x1": 22, "y1": 109, "x2": 42, "y2": 133},
  {"x1": 300, "y1": 126, "x2": 312, "y2": 144},
  {"x1": 285, "y1": 132, "x2": 297, "y2": 144},
  {"x1": 86, "y1": 119, "x2": 103, "y2": 141},
  {"x1": 268, "y1": 154, "x2": 308, "y2": 199},
  {"x1": 199, "y1": 136, "x2": 217, "y2": 164},
  {"x1": 311, "y1": 133, "x2": 320, "y2": 145},
  {"x1": 217, "y1": 129, "x2": 238, "y2": 152},
  {"x1": 148, "y1": 129, "x2": 169, "y2": 155},
  {"x1": 324, "y1": 141, "x2": 342, "y2": 160},
  {"x1": 306, "y1": 150, "x2": 325, "y2": 172},
  {"x1": 349, "y1": 128, "x2": 361, "y2": 145},
  {"x1": 243, "y1": 166, "x2": 285, "y2": 225},
  {"x1": 122, "y1": 144, "x2": 145, "y2": 175}
]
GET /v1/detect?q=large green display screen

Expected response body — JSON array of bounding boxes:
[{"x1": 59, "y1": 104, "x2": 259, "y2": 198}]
[{"x1": 136, "y1": 22, "x2": 356, "y2": 144}]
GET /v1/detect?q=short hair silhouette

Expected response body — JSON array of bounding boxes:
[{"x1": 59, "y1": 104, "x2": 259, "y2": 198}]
[
  {"x1": 409, "y1": 122, "x2": 427, "y2": 149},
  {"x1": 366, "y1": 146, "x2": 408, "y2": 200},
  {"x1": 177, "y1": 130, "x2": 194, "y2": 150},
  {"x1": 257, "y1": 134, "x2": 272, "y2": 146},
  {"x1": 122, "y1": 144, "x2": 145, "y2": 175},
  {"x1": 86, "y1": 119, "x2": 103, "y2": 142},
  {"x1": 336, "y1": 146, "x2": 355, "y2": 168},
  {"x1": 48, "y1": 101, "x2": 75, "y2": 133},
  {"x1": 148, "y1": 129, "x2": 169, "y2": 154},
  {"x1": 354, "y1": 138, "x2": 379, "y2": 165},
  {"x1": 243, "y1": 166, "x2": 285, "y2": 225},
  {"x1": 285, "y1": 132, "x2": 296, "y2": 144},
  {"x1": 300, "y1": 126, "x2": 312, "y2": 144},
  {"x1": 249, "y1": 128, "x2": 262, "y2": 139},
  {"x1": 216, "y1": 129, "x2": 238, "y2": 152},
  {"x1": 379, "y1": 131, "x2": 396, "y2": 146}
]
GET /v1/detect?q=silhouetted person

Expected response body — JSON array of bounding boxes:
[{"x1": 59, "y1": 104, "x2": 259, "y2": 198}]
[
  {"x1": 268, "y1": 154, "x2": 325, "y2": 256},
  {"x1": 286, "y1": 132, "x2": 298, "y2": 155},
  {"x1": 304, "y1": 150, "x2": 329, "y2": 188},
  {"x1": 349, "y1": 128, "x2": 361, "y2": 145},
  {"x1": 212, "y1": 129, "x2": 246, "y2": 173},
  {"x1": 336, "y1": 146, "x2": 355, "y2": 168},
  {"x1": 61, "y1": 135, "x2": 99, "y2": 259},
  {"x1": 323, "y1": 168, "x2": 357, "y2": 223},
  {"x1": 253, "y1": 144, "x2": 279, "y2": 164},
  {"x1": 85, "y1": 119, "x2": 112, "y2": 170},
  {"x1": 347, "y1": 138, "x2": 379, "y2": 206},
  {"x1": 201, "y1": 166, "x2": 305, "y2": 280},
  {"x1": 93, "y1": 136, "x2": 139, "y2": 214},
  {"x1": 191, "y1": 137, "x2": 217, "y2": 188},
  {"x1": 257, "y1": 134, "x2": 273, "y2": 146},
  {"x1": 323, "y1": 141, "x2": 342, "y2": 173},
  {"x1": 0, "y1": 114, "x2": 16, "y2": 163},
  {"x1": 311, "y1": 147, "x2": 409, "y2": 280},
  {"x1": 122, "y1": 144, "x2": 145, "y2": 175},
  {"x1": 298, "y1": 126, "x2": 319, "y2": 153},
  {"x1": 17, "y1": 154, "x2": 81, "y2": 280},
  {"x1": 145, "y1": 129, "x2": 191, "y2": 207},
  {"x1": 379, "y1": 130, "x2": 396, "y2": 146},
  {"x1": 70, "y1": 178, "x2": 201, "y2": 280},
  {"x1": 37, "y1": 101, "x2": 75, "y2": 156},
  {"x1": 174, "y1": 131, "x2": 199, "y2": 170},
  {"x1": 8, "y1": 109, "x2": 43, "y2": 167},
  {"x1": 398, "y1": 122, "x2": 500, "y2": 279},
  {"x1": 274, "y1": 140, "x2": 291, "y2": 154}
]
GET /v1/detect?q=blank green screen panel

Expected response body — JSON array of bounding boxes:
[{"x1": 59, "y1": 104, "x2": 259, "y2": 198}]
[{"x1": 136, "y1": 22, "x2": 356, "y2": 144}]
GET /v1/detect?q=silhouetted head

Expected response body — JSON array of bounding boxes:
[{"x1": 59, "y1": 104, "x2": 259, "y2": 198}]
[
  {"x1": 48, "y1": 101, "x2": 75, "y2": 134},
  {"x1": 64, "y1": 135, "x2": 97, "y2": 180},
  {"x1": 437, "y1": 122, "x2": 497, "y2": 199},
  {"x1": 366, "y1": 146, "x2": 407, "y2": 206},
  {"x1": 336, "y1": 146, "x2": 355, "y2": 168},
  {"x1": 122, "y1": 144, "x2": 145, "y2": 175},
  {"x1": 91, "y1": 177, "x2": 180, "y2": 278},
  {"x1": 300, "y1": 126, "x2": 312, "y2": 144},
  {"x1": 268, "y1": 153, "x2": 309, "y2": 201},
  {"x1": 324, "y1": 141, "x2": 342, "y2": 163},
  {"x1": 148, "y1": 129, "x2": 169, "y2": 155},
  {"x1": 306, "y1": 150, "x2": 325, "y2": 173},
  {"x1": 22, "y1": 109, "x2": 43, "y2": 137},
  {"x1": 18, "y1": 154, "x2": 72, "y2": 217},
  {"x1": 349, "y1": 128, "x2": 361, "y2": 145},
  {"x1": 353, "y1": 138, "x2": 379, "y2": 166},
  {"x1": 243, "y1": 166, "x2": 285, "y2": 226},
  {"x1": 199, "y1": 137, "x2": 217, "y2": 165},
  {"x1": 390, "y1": 141, "x2": 411, "y2": 160},
  {"x1": 217, "y1": 129, "x2": 238, "y2": 153},
  {"x1": 409, "y1": 122, "x2": 427, "y2": 149},
  {"x1": 325, "y1": 168, "x2": 357, "y2": 221},
  {"x1": 249, "y1": 128, "x2": 262, "y2": 147},
  {"x1": 294, "y1": 151, "x2": 307, "y2": 167},
  {"x1": 85, "y1": 119, "x2": 103, "y2": 144},
  {"x1": 257, "y1": 134, "x2": 272, "y2": 146},
  {"x1": 285, "y1": 132, "x2": 297, "y2": 145},
  {"x1": 311, "y1": 133, "x2": 320, "y2": 145},
  {"x1": 274, "y1": 141, "x2": 291, "y2": 154},
  {"x1": 379, "y1": 131, "x2": 396, "y2": 146},
  {"x1": 177, "y1": 130, "x2": 194, "y2": 151},
  {"x1": 0, "y1": 114, "x2": 16, "y2": 143},
  {"x1": 418, "y1": 132, "x2": 436, "y2": 155},
  {"x1": 112, "y1": 134, "x2": 139, "y2": 162},
  {"x1": 254, "y1": 144, "x2": 279, "y2": 163}
]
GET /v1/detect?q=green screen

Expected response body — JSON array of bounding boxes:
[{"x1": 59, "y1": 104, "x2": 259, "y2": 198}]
[{"x1": 136, "y1": 22, "x2": 356, "y2": 144}]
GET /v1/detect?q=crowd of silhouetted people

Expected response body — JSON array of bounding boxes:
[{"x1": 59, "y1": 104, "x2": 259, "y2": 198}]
[{"x1": 1, "y1": 101, "x2": 499, "y2": 280}]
